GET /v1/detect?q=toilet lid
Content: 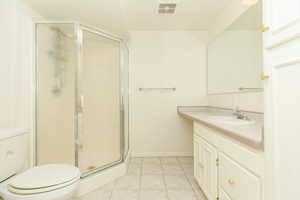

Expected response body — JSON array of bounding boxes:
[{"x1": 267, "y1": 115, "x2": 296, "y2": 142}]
[
  {"x1": 9, "y1": 164, "x2": 80, "y2": 190},
  {"x1": 8, "y1": 175, "x2": 80, "y2": 194}
]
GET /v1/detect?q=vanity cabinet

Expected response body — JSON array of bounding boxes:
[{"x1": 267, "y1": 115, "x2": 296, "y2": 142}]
[
  {"x1": 194, "y1": 136, "x2": 218, "y2": 200},
  {"x1": 193, "y1": 122, "x2": 264, "y2": 200}
]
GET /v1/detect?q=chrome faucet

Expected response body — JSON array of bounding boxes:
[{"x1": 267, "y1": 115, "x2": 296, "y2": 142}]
[{"x1": 233, "y1": 107, "x2": 251, "y2": 121}]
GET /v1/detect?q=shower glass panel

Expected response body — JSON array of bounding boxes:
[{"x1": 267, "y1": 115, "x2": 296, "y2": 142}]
[
  {"x1": 78, "y1": 29, "x2": 122, "y2": 174},
  {"x1": 36, "y1": 23, "x2": 77, "y2": 165}
]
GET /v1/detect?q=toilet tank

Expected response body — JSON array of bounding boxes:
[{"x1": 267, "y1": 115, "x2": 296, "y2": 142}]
[{"x1": 0, "y1": 129, "x2": 28, "y2": 182}]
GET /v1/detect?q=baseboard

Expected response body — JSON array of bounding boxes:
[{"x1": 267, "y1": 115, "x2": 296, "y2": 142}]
[{"x1": 130, "y1": 152, "x2": 193, "y2": 157}]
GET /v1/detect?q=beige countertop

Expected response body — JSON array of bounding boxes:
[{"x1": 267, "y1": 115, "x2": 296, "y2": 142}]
[{"x1": 178, "y1": 106, "x2": 264, "y2": 151}]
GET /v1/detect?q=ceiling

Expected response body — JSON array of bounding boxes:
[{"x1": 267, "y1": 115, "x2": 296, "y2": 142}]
[{"x1": 24, "y1": 0, "x2": 234, "y2": 35}]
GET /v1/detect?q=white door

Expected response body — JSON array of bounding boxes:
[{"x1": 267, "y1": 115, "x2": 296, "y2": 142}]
[
  {"x1": 264, "y1": 0, "x2": 300, "y2": 199},
  {"x1": 201, "y1": 138, "x2": 218, "y2": 200}
]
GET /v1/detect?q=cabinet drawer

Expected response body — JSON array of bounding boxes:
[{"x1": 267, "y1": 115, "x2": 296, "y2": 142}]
[
  {"x1": 219, "y1": 153, "x2": 261, "y2": 200},
  {"x1": 0, "y1": 135, "x2": 27, "y2": 181},
  {"x1": 193, "y1": 122, "x2": 217, "y2": 146}
]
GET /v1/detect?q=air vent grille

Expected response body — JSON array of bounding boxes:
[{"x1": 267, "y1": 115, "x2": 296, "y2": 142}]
[{"x1": 158, "y1": 0, "x2": 177, "y2": 14}]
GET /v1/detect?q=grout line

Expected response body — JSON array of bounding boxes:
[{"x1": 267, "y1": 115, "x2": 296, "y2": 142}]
[
  {"x1": 108, "y1": 189, "x2": 113, "y2": 200},
  {"x1": 109, "y1": 167, "x2": 119, "y2": 200},
  {"x1": 177, "y1": 156, "x2": 200, "y2": 199},
  {"x1": 137, "y1": 157, "x2": 144, "y2": 200},
  {"x1": 160, "y1": 157, "x2": 171, "y2": 200}
]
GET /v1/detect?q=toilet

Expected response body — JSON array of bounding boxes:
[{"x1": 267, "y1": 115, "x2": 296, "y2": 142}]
[{"x1": 0, "y1": 129, "x2": 81, "y2": 200}]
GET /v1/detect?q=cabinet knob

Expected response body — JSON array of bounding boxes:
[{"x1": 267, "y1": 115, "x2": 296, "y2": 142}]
[
  {"x1": 228, "y1": 179, "x2": 235, "y2": 185},
  {"x1": 262, "y1": 25, "x2": 270, "y2": 32},
  {"x1": 261, "y1": 74, "x2": 270, "y2": 80}
]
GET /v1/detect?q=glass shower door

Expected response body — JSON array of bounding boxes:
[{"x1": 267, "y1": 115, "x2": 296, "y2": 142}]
[{"x1": 78, "y1": 28, "x2": 122, "y2": 175}]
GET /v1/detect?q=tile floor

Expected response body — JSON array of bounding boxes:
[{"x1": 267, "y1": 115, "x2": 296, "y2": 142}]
[{"x1": 78, "y1": 157, "x2": 207, "y2": 200}]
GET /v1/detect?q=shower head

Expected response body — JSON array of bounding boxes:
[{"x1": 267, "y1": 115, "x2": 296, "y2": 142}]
[{"x1": 50, "y1": 26, "x2": 74, "y2": 39}]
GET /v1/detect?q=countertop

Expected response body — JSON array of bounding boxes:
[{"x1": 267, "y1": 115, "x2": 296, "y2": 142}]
[{"x1": 178, "y1": 106, "x2": 264, "y2": 151}]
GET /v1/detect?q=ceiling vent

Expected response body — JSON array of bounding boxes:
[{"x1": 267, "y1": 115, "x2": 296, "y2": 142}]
[{"x1": 158, "y1": 0, "x2": 177, "y2": 14}]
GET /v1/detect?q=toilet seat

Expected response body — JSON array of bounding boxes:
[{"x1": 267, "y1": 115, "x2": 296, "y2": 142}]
[
  {"x1": 0, "y1": 180, "x2": 80, "y2": 200},
  {"x1": 7, "y1": 164, "x2": 80, "y2": 195},
  {"x1": 8, "y1": 175, "x2": 80, "y2": 195}
]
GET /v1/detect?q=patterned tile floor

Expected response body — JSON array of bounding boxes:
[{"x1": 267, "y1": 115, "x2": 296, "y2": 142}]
[{"x1": 78, "y1": 157, "x2": 207, "y2": 200}]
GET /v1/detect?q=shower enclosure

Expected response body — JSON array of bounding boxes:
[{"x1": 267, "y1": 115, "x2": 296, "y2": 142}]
[{"x1": 34, "y1": 22, "x2": 129, "y2": 177}]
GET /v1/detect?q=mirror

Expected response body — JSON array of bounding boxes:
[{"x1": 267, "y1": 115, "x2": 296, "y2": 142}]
[{"x1": 207, "y1": 2, "x2": 263, "y2": 94}]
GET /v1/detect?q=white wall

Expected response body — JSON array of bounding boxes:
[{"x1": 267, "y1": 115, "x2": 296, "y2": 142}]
[
  {"x1": 207, "y1": 1, "x2": 263, "y2": 113},
  {"x1": 0, "y1": 0, "x2": 19, "y2": 127},
  {"x1": 0, "y1": 0, "x2": 44, "y2": 167},
  {"x1": 129, "y1": 31, "x2": 208, "y2": 157},
  {"x1": 0, "y1": 1, "x2": 43, "y2": 128}
]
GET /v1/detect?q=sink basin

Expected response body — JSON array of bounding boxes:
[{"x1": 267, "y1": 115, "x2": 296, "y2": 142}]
[{"x1": 207, "y1": 116, "x2": 255, "y2": 126}]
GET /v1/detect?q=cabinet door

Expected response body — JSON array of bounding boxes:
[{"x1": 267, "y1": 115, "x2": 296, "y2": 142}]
[
  {"x1": 200, "y1": 138, "x2": 218, "y2": 200},
  {"x1": 264, "y1": 0, "x2": 300, "y2": 48},
  {"x1": 219, "y1": 153, "x2": 261, "y2": 200},
  {"x1": 194, "y1": 137, "x2": 205, "y2": 188},
  {"x1": 264, "y1": 0, "x2": 300, "y2": 199}
]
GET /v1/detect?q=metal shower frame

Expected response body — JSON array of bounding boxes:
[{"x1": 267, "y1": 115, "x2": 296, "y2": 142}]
[{"x1": 34, "y1": 21, "x2": 129, "y2": 178}]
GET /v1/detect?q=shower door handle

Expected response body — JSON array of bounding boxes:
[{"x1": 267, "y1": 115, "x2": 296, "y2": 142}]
[
  {"x1": 120, "y1": 95, "x2": 124, "y2": 111},
  {"x1": 78, "y1": 95, "x2": 84, "y2": 113},
  {"x1": 75, "y1": 140, "x2": 83, "y2": 150}
]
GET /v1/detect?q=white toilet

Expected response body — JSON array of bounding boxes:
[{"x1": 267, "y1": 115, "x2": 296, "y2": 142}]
[{"x1": 0, "y1": 129, "x2": 81, "y2": 200}]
